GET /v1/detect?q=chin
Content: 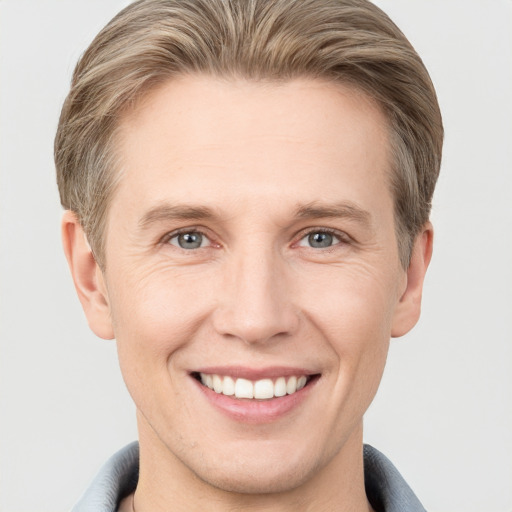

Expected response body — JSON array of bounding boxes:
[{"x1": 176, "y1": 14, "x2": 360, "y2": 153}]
[
  {"x1": 179, "y1": 438, "x2": 329, "y2": 496},
  {"x1": 195, "y1": 459, "x2": 313, "y2": 495}
]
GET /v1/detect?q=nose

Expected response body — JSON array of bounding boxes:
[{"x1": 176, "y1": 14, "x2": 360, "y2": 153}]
[{"x1": 212, "y1": 247, "x2": 299, "y2": 345}]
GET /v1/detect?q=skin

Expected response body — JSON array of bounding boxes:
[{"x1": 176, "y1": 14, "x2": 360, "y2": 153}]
[{"x1": 62, "y1": 76, "x2": 433, "y2": 512}]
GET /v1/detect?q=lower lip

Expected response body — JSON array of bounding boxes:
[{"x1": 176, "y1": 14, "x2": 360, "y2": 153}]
[{"x1": 192, "y1": 376, "x2": 318, "y2": 424}]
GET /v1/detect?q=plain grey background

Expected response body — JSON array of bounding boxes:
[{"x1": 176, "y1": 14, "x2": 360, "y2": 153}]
[{"x1": 1, "y1": 1, "x2": 511, "y2": 511}]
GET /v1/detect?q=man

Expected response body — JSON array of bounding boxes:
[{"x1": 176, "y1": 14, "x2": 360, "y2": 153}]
[{"x1": 55, "y1": 0, "x2": 443, "y2": 510}]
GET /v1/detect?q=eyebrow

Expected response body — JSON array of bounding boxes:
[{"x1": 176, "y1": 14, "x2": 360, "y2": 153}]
[
  {"x1": 138, "y1": 200, "x2": 373, "y2": 230},
  {"x1": 294, "y1": 201, "x2": 373, "y2": 228},
  {"x1": 138, "y1": 204, "x2": 218, "y2": 229}
]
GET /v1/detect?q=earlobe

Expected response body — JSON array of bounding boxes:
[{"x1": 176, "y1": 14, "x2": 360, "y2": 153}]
[
  {"x1": 61, "y1": 211, "x2": 114, "y2": 340},
  {"x1": 391, "y1": 222, "x2": 434, "y2": 338}
]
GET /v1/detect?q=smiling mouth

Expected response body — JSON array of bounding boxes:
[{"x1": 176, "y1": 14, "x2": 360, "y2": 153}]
[{"x1": 192, "y1": 372, "x2": 319, "y2": 400}]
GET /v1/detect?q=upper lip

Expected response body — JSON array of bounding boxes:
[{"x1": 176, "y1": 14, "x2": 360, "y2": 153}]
[{"x1": 192, "y1": 366, "x2": 318, "y2": 380}]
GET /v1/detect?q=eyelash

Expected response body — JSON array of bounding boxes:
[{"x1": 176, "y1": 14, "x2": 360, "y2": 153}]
[
  {"x1": 295, "y1": 227, "x2": 351, "y2": 249},
  {"x1": 160, "y1": 227, "x2": 215, "y2": 249},
  {"x1": 160, "y1": 226, "x2": 351, "y2": 251}
]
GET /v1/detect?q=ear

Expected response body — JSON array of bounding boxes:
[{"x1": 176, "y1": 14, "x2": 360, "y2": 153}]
[
  {"x1": 391, "y1": 222, "x2": 434, "y2": 338},
  {"x1": 61, "y1": 211, "x2": 114, "y2": 339}
]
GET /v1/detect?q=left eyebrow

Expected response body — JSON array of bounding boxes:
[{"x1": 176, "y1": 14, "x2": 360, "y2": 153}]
[
  {"x1": 294, "y1": 201, "x2": 374, "y2": 230},
  {"x1": 138, "y1": 203, "x2": 218, "y2": 230}
]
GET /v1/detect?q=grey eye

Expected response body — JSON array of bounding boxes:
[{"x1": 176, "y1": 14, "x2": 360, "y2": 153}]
[
  {"x1": 170, "y1": 232, "x2": 207, "y2": 249},
  {"x1": 297, "y1": 231, "x2": 342, "y2": 249},
  {"x1": 308, "y1": 232, "x2": 334, "y2": 248}
]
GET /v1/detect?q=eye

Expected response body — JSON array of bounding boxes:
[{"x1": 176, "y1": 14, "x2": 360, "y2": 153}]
[
  {"x1": 168, "y1": 231, "x2": 211, "y2": 250},
  {"x1": 297, "y1": 230, "x2": 343, "y2": 249}
]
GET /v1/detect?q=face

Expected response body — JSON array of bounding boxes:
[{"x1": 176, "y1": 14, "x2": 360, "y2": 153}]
[{"x1": 86, "y1": 76, "x2": 419, "y2": 494}]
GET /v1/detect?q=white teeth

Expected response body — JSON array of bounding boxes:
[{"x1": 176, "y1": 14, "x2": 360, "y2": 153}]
[
  {"x1": 235, "y1": 378, "x2": 254, "y2": 398},
  {"x1": 254, "y1": 379, "x2": 274, "y2": 399},
  {"x1": 213, "y1": 374, "x2": 223, "y2": 393},
  {"x1": 198, "y1": 373, "x2": 310, "y2": 399},
  {"x1": 201, "y1": 373, "x2": 213, "y2": 389},
  {"x1": 286, "y1": 376, "x2": 297, "y2": 394},
  {"x1": 222, "y1": 376, "x2": 235, "y2": 396},
  {"x1": 274, "y1": 377, "x2": 287, "y2": 397}
]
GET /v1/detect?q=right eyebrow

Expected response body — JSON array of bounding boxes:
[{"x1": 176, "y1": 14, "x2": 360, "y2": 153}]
[{"x1": 138, "y1": 203, "x2": 218, "y2": 229}]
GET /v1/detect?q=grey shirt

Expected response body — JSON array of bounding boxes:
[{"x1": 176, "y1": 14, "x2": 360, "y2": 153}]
[{"x1": 71, "y1": 442, "x2": 426, "y2": 512}]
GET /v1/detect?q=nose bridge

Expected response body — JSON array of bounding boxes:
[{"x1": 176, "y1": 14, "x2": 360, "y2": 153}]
[{"x1": 213, "y1": 241, "x2": 298, "y2": 344}]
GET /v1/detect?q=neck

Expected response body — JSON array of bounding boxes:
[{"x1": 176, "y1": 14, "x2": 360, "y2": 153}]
[{"x1": 133, "y1": 413, "x2": 372, "y2": 512}]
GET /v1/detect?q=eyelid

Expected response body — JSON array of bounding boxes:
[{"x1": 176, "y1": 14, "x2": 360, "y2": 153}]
[
  {"x1": 294, "y1": 227, "x2": 352, "y2": 248},
  {"x1": 160, "y1": 226, "x2": 217, "y2": 247},
  {"x1": 158, "y1": 225, "x2": 352, "y2": 249}
]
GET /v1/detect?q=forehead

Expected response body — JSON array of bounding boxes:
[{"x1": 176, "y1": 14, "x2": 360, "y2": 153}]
[{"x1": 114, "y1": 76, "x2": 392, "y2": 221}]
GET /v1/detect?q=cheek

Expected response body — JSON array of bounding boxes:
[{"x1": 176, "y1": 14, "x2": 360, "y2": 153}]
[
  {"x1": 296, "y1": 263, "x2": 396, "y2": 400},
  {"x1": 111, "y1": 261, "x2": 211, "y2": 338},
  {"x1": 297, "y1": 261, "x2": 400, "y2": 344},
  {"x1": 108, "y1": 266, "x2": 212, "y2": 390}
]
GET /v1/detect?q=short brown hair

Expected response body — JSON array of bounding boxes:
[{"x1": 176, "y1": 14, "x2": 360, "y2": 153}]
[{"x1": 55, "y1": 0, "x2": 443, "y2": 268}]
